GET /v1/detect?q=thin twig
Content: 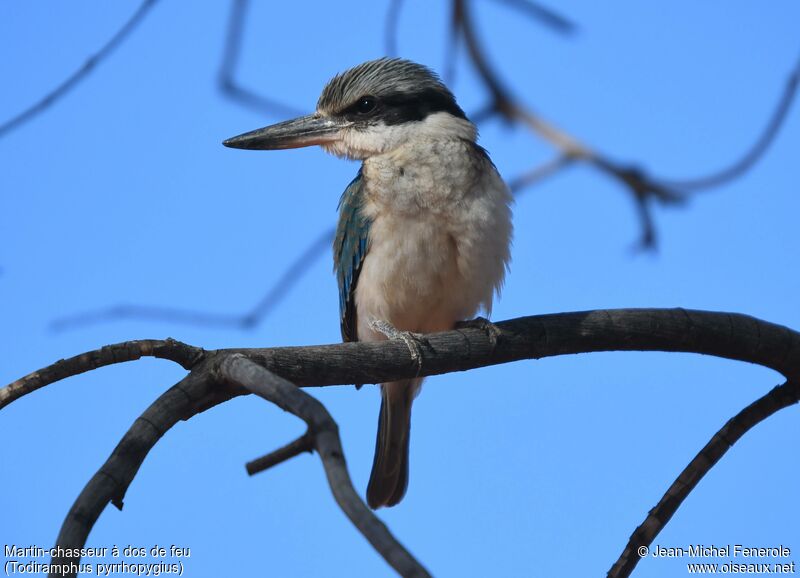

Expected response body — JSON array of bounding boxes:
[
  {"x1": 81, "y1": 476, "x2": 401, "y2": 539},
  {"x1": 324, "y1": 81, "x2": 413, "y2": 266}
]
[
  {"x1": 660, "y1": 52, "x2": 800, "y2": 191},
  {"x1": 218, "y1": 0, "x2": 304, "y2": 118},
  {"x1": 241, "y1": 227, "x2": 334, "y2": 326},
  {"x1": 384, "y1": 0, "x2": 406, "y2": 57},
  {"x1": 507, "y1": 154, "x2": 575, "y2": 193},
  {"x1": 246, "y1": 432, "x2": 314, "y2": 475},
  {"x1": 443, "y1": 0, "x2": 462, "y2": 85},
  {"x1": 221, "y1": 355, "x2": 431, "y2": 577},
  {"x1": 0, "y1": 0, "x2": 160, "y2": 139},
  {"x1": 51, "y1": 303, "x2": 256, "y2": 332},
  {"x1": 50, "y1": 227, "x2": 334, "y2": 332},
  {"x1": 608, "y1": 379, "x2": 800, "y2": 578},
  {"x1": 0, "y1": 338, "x2": 203, "y2": 409},
  {"x1": 454, "y1": 0, "x2": 799, "y2": 248},
  {"x1": 455, "y1": 0, "x2": 686, "y2": 249},
  {"x1": 51, "y1": 146, "x2": 570, "y2": 335},
  {"x1": 485, "y1": 0, "x2": 576, "y2": 35}
]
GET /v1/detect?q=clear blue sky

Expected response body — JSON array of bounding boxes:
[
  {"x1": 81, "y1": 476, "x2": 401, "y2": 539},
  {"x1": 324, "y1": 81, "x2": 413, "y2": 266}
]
[{"x1": 2, "y1": 1, "x2": 798, "y2": 576}]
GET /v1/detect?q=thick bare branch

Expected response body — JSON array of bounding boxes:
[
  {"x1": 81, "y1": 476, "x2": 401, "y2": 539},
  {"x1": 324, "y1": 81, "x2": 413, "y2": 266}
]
[
  {"x1": 220, "y1": 355, "x2": 431, "y2": 578},
  {"x1": 26, "y1": 308, "x2": 799, "y2": 576},
  {"x1": 50, "y1": 363, "x2": 237, "y2": 574},
  {"x1": 228, "y1": 309, "x2": 800, "y2": 386},
  {"x1": 13, "y1": 309, "x2": 800, "y2": 408},
  {"x1": 608, "y1": 379, "x2": 800, "y2": 578},
  {"x1": 0, "y1": 338, "x2": 203, "y2": 410},
  {"x1": 0, "y1": 0, "x2": 160, "y2": 139}
]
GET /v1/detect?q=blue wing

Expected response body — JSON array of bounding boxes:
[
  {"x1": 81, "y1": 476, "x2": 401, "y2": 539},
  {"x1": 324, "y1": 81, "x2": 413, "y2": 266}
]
[{"x1": 334, "y1": 171, "x2": 371, "y2": 342}]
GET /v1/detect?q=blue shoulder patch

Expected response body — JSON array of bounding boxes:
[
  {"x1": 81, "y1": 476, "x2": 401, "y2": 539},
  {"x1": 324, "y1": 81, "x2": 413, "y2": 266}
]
[{"x1": 333, "y1": 171, "x2": 371, "y2": 342}]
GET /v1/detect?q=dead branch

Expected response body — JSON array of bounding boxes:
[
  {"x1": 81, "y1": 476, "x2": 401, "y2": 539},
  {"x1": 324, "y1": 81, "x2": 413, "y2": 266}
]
[
  {"x1": 246, "y1": 432, "x2": 314, "y2": 475},
  {"x1": 9, "y1": 309, "x2": 800, "y2": 409},
  {"x1": 0, "y1": 338, "x2": 203, "y2": 409},
  {"x1": 608, "y1": 379, "x2": 800, "y2": 578},
  {"x1": 220, "y1": 355, "x2": 431, "y2": 577},
  {"x1": 7, "y1": 308, "x2": 797, "y2": 577},
  {"x1": 49, "y1": 363, "x2": 236, "y2": 574}
]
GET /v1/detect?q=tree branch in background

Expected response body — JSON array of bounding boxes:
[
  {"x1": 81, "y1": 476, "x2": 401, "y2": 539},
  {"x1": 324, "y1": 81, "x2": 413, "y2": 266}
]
[
  {"x1": 49, "y1": 226, "x2": 334, "y2": 332},
  {"x1": 608, "y1": 379, "x2": 800, "y2": 578},
  {"x1": 660, "y1": 51, "x2": 800, "y2": 191},
  {"x1": 47, "y1": 2, "x2": 798, "y2": 332},
  {"x1": 457, "y1": 0, "x2": 660, "y2": 249},
  {"x1": 485, "y1": 0, "x2": 577, "y2": 35},
  {"x1": 0, "y1": 0, "x2": 160, "y2": 139},
  {"x1": 452, "y1": 0, "x2": 800, "y2": 247},
  {"x1": 217, "y1": 0, "x2": 304, "y2": 118},
  {"x1": 50, "y1": 148, "x2": 568, "y2": 334},
  {"x1": 5, "y1": 308, "x2": 799, "y2": 576},
  {"x1": 384, "y1": 0, "x2": 406, "y2": 56},
  {"x1": 49, "y1": 150, "x2": 566, "y2": 335},
  {"x1": 441, "y1": 0, "x2": 577, "y2": 83}
]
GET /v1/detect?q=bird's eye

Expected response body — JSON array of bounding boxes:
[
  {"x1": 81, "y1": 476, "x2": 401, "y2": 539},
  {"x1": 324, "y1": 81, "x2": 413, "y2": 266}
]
[{"x1": 355, "y1": 96, "x2": 377, "y2": 114}]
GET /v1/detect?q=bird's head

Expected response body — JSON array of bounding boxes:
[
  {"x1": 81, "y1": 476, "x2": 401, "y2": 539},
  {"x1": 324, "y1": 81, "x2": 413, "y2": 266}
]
[{"x1": 223, "y1": 58, "x2": 475, "y2": 160}]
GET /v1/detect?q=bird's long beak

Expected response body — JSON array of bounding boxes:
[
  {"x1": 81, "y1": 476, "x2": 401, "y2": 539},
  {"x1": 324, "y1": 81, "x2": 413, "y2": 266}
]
[{"x1": 222, "y1": 114, "x2": 347, "y2": 150}]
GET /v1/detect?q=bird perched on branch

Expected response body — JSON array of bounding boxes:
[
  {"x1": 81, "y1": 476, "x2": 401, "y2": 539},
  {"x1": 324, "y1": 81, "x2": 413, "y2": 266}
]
[{"x1": 224, "y1": 58, "x2": 512, "y2": 508}]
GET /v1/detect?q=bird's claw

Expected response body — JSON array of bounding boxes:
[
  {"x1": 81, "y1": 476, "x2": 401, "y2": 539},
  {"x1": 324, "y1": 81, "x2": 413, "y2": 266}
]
[
  {"x1": 455, "y1": 316, "x2": 503, "y2": 348},
  {"x1": 369, "y1": 319, "x2": 429, "y2": 375}
]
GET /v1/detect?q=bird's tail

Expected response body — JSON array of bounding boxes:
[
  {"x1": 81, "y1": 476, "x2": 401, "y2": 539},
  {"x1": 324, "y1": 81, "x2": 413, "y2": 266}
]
[{"x1": 366, "y1": 379, "x2": 420, "y2": 509}]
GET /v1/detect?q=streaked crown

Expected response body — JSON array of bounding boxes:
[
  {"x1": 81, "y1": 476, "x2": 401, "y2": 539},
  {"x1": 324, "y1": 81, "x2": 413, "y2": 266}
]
[{"x1": 317, "y1": 58, "x2": 467, "y2": 126}]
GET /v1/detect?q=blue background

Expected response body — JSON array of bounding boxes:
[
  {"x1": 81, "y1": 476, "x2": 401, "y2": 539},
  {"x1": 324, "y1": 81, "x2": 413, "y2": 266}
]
[{"x1": 1, "y1": 1, "x2": 798, "y2": 576}]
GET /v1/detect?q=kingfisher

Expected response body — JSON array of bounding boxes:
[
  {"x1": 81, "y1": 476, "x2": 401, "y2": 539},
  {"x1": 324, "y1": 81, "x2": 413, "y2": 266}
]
[{"x1": 224, "y1": 58, "x2": 512, "y2": 509}]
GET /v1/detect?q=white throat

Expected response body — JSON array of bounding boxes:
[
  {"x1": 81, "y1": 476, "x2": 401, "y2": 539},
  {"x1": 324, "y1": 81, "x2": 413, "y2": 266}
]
[{"x1": 322, "y1": 112, "x2": 477, "y2": 160}]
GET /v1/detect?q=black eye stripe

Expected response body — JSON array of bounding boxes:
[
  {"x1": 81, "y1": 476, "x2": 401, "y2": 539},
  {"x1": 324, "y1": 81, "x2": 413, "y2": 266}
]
[
  {"x1": 379, "y1": 89, "x2": 467, "y2": 125},
  {"x1": 340, "y1": 89, "x2": 467, "y2": 124}
]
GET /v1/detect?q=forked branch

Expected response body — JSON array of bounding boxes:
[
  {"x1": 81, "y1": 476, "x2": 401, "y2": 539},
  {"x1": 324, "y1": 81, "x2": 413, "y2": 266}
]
[
  {"x1": 3, "y1": 309, "x2": 799, "y2": 576},
  {"x1": 220, "y1": 355, "x2": 431, "y2": 577}
]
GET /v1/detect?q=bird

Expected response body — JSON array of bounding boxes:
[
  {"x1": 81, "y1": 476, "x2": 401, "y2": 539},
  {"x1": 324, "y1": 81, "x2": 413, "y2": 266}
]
[{"x1": 223, "y1": 58, "x2": 512, "y2": 509}]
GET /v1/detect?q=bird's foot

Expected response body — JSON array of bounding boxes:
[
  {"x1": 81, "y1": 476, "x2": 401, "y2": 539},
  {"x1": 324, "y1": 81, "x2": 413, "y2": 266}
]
[
  {"x1": 369, "y1": 319, "x2": 429, "y2": 375},
  {"x1": 455, "y1": 316, "x2": 503, "y2": 349}
]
